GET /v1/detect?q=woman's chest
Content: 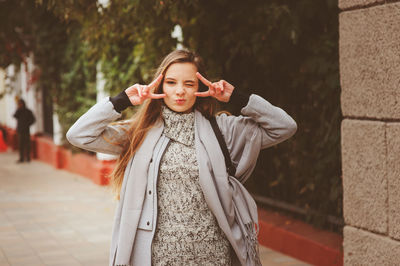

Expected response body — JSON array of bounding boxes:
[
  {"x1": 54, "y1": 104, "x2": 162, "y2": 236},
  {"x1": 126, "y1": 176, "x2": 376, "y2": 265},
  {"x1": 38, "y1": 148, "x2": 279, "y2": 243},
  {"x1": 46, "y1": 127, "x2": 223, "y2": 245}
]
[{"x1": 159, "y1": 141, "x2": 198, "y2": 179}]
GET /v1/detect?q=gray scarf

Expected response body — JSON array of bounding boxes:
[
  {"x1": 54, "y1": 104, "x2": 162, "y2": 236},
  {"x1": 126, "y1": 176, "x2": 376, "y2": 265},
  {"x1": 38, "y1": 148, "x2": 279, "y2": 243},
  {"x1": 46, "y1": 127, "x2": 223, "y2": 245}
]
[{"x1": 194, "y1": 111, "x2": 262, "y2": 266}]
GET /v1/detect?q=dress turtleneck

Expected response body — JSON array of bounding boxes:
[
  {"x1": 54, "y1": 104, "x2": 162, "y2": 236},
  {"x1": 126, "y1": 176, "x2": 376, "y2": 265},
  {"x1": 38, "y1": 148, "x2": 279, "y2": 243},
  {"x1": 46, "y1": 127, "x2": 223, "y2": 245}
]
[
  {"x1": 151, "y1": 105, "x2": 231, "y2": 265},
  {"x1": 161, "y1": 105, "x2": 195, "y2": 146}
]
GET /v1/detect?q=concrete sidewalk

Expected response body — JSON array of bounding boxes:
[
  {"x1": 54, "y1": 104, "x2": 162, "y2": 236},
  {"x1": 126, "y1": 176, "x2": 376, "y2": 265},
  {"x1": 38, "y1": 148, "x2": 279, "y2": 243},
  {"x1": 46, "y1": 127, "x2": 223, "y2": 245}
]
[{"x1": 0, "y1": 151, "x2": 309, "y2": 266}]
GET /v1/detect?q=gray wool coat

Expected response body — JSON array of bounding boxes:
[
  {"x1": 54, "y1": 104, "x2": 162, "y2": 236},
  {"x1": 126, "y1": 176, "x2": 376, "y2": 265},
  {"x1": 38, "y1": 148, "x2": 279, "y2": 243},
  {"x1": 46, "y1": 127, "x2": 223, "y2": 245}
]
[{"x1": 66, "y1": 94, "x2": 297, "y2": 266}]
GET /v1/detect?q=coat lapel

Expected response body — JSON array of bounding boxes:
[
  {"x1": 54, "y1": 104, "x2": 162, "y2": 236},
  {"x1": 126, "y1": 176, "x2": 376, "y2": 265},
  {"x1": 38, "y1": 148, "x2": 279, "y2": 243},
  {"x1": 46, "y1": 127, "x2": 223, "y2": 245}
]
[{"x1": 114, "y1": 119, "x2": 164, "y2": 266}]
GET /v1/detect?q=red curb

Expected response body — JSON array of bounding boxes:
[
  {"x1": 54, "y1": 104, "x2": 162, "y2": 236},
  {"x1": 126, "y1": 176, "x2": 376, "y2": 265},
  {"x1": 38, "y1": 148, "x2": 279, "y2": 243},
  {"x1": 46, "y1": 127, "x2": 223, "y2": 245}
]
[
  {"x1": 258, "y1": 208, "x2": 343, "y2": 266},
  {"x1": 60, "y1": 149, "x2": 115, "y2": 186},
  {"x1": 4, "y1": 127, "x2": 18, "y2": 150},
  {"x1": 35, "y1": 136, "x2": 60, "y2": 167},
  {"x1": 93, "y1": 160, "x2": 114, "y2": 186},
  {"x1": 5, "y1": 128, "x2": 115, "y2": 186}
]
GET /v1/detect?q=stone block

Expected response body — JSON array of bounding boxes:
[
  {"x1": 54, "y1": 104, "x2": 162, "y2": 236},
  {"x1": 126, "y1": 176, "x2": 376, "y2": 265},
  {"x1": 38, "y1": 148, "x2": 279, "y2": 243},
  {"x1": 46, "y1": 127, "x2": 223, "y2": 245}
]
[
  {"x1": 339, "y1": 2, "x2": 400, "y2": 119},
  {"x1": 385, "y1": 123, "x2": 400, "y2": 240},
  {"x1": 344, "y1": 226, "x2": 400, "y2": 265},
  {"x1": 341, "y1": 119, "x2": 387, "y2": 233},
  {"x1": 339, "y1": 0, "x2": 384, "y2": 10}
]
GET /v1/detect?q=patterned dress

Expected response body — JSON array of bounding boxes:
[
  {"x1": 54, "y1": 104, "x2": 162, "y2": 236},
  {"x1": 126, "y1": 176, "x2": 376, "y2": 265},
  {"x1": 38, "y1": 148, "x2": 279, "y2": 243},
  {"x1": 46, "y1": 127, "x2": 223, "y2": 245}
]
[{"x1": 151, "y1": 106, "x2": 231, "y2": 266}]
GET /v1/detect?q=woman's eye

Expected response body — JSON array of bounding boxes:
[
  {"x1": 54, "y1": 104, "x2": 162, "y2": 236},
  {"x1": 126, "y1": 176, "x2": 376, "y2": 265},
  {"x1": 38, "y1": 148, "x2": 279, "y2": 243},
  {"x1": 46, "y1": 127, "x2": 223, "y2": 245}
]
[{"x1": 166, "y1": 81, "x2": 175, "y2": 85}]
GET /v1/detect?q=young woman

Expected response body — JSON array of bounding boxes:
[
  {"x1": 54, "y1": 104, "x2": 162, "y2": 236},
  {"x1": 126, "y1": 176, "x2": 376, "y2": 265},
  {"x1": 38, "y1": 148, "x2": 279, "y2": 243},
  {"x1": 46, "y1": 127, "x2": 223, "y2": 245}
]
[{"x1": 66, "y1": 49, "x2": 297, "y2": 266}]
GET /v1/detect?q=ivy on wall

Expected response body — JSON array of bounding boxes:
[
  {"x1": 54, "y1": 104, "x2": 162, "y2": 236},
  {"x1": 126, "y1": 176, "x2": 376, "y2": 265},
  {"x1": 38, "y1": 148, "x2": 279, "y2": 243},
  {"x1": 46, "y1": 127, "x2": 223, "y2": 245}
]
[{"x1": 0, "y1": 0, "x2": 342, "y2": 232}]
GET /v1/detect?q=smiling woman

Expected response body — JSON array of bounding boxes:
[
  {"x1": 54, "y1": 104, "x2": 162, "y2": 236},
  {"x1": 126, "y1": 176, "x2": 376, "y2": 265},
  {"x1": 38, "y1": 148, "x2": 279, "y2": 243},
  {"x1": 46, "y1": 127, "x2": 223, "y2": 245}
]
[{"x1": 66, "y1": 49, "x2": 297, "y2": 266}]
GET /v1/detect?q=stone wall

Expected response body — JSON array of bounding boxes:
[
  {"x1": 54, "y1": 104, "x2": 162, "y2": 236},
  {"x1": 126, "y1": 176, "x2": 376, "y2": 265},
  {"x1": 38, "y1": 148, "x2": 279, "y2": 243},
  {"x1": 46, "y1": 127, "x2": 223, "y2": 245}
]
[{"x1": 339, "y1": 0, "x2": 400, "y2": 264}]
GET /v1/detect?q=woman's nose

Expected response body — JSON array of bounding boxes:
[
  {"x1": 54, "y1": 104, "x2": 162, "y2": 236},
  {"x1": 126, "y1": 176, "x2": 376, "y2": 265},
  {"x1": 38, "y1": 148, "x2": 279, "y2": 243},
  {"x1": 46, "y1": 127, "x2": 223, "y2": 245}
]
[{"x1": 176, "y1": 86, "x2": 185, "y2": 95}]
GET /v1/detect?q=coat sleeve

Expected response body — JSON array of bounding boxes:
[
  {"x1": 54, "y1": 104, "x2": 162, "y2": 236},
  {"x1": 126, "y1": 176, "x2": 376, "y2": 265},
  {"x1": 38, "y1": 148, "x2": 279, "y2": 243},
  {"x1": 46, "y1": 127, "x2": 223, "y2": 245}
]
[
  {"x1": 29, "y1": 110, "x2": 35, "y2": 126},
  {"x1": 216, "y1": 94, "x2": 297, "y2": 182},
  {"x1": 66, "y1": 97, "x2": 130, "y2": 155},
  {"x1": 13, "y1": 109, "x2": 20, "y2": 119}
]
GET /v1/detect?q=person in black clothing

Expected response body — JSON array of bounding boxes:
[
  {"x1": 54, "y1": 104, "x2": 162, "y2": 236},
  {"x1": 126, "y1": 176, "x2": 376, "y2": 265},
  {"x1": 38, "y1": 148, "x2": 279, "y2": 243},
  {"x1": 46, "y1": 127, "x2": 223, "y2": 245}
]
[{"x1": 13, "y1": 99, "x2": 35, "y2": 163}]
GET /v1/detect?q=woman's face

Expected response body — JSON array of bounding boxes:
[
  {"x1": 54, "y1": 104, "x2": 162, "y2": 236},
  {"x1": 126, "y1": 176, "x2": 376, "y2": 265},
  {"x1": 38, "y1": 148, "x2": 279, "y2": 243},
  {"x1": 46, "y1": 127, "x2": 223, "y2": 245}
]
[{"x1": 162, "y1": 62, "x2": 199, "y2": 113}]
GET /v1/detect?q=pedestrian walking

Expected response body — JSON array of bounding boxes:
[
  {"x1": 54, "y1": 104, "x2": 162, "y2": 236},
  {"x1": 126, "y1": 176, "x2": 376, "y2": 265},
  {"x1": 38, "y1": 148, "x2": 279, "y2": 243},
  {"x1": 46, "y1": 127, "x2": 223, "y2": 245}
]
[
  {"x1": 66, "y1": 49, "x2": 297, "y2": 266},
  {"x1": 13, "y1": 99, "x2": 35, "y2": 163}
]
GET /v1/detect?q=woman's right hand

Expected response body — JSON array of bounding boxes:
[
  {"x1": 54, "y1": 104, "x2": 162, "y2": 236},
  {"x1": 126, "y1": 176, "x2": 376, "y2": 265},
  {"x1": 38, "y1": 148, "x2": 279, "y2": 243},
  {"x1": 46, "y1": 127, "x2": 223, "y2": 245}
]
[{"x1": 125, "y1": 74, "x2": 166, "y2": 105}]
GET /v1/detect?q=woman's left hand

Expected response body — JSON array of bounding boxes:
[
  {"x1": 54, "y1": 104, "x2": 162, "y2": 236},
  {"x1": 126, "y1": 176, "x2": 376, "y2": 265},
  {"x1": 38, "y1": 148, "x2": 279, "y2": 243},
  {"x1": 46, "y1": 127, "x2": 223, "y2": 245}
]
[{"x1": 195, "y1": 72, "x2": 234, "y2": 103}]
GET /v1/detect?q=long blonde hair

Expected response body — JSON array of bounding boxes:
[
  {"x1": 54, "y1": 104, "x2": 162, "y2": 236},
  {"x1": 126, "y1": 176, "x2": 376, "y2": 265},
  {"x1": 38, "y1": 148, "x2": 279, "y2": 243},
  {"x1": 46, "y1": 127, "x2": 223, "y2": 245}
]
[{"x1": 110, "y1": 49, "x2": 216, "y2": 200}]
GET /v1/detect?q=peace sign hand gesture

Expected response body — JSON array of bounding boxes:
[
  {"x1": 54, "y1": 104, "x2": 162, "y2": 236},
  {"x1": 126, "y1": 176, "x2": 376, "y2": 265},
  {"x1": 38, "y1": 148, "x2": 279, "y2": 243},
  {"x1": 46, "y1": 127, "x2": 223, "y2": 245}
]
[
  {"x1": 194, "y1": 72, "x2": 235, "y2": 103},
  {"x1": 125, "y1": 74, "x2": 166, "y2": 106}
]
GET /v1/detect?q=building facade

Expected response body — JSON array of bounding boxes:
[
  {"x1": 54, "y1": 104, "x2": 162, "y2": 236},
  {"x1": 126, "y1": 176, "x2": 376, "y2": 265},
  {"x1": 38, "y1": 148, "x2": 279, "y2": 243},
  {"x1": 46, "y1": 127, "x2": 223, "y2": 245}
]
[{"x1": 340, "y1": 0, "x2": 400, "y2": 263}]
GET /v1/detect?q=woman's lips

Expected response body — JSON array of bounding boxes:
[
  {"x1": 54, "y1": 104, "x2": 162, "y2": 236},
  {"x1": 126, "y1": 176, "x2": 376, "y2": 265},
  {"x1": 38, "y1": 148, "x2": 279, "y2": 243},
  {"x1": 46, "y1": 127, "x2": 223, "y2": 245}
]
[{"x1": 176, "y1": 99, "x2": 186, "y2": 105}]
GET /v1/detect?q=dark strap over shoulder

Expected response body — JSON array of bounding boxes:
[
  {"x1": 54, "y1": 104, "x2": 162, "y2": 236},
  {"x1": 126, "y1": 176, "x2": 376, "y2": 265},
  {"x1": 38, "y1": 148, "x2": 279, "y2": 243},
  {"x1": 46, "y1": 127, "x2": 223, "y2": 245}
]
[{"x1": 209, "y1": 116, "x2": 237, "y2": 177}]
